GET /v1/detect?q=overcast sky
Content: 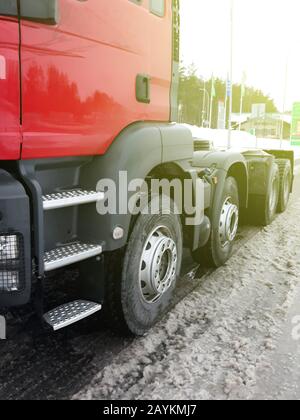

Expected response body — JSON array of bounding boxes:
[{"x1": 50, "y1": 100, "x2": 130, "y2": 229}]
[{"x1": 180, "y1": 0, "x2": 300, "y2": 111}]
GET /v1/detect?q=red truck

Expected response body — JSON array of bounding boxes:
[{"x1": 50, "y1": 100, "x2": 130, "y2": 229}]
[{"x1": 0, "y1": 0, "x2": 294, "y2": 336}]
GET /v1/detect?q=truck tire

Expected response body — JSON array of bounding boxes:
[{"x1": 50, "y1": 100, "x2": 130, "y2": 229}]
[
  {"x1": 106, "y1": 195, "x2": 183, "y2": 336},
  {"x1": 192, "y1": 177, "x2": 239, "y2": 268},
  {"x1": 250, "y1": 163, "x2": 280, "y2": 226},
  {"x1": 276, "y1": 159, "x2": 292, "y2": 213}
]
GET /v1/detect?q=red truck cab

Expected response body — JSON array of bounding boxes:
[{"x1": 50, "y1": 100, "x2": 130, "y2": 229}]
[{"x1": 1, "y1": 0, "x2": 173, "y2": 160}]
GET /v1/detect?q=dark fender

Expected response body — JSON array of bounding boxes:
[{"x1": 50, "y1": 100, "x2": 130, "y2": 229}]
[
  {"x1": 191, "y1": 149, "x2": 249, "y2": 252},
  {"x1": 192, "y1": 149, "x2": 248, "y2": 174},
  {"x1": 80, "y1": 122, "x2": 194, "y2": 251}
]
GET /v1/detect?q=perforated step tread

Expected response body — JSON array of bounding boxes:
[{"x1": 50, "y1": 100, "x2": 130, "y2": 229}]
[
  {"x1": 44, "y1": 242, "x2": 102, "y2": 272},
  {"x1": 43, "y1": 300, "x2": 102, "y2": 331},
  {"x1": 43, "y1": 189, "x2": 104, "y2": 210}
]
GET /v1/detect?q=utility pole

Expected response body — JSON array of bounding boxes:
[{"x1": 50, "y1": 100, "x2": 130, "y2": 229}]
[
  {"x1": 224, "y1": 72, "x2": 229, "y2": 130},
  {"x1": 239, "y1": 72, "x2": 246, "y2": 131},
  {"x1": 209, "y1": 75, "x2": 215, "y2": 129},
  {"x1": 200, "y1": 83, "x2": 209, "y2": 127},
  {"x1": 228, "y1": 0, "x2": 234, "y2": 148},
  {"x1": 238, "y1": 94, "x2": 243, "y2": 131},
  {"x1": 224, "y1": 94, "x2": 228, "y2": 130},
  {"x1": 280, "y1": 59, "x2": 288, "y2": 149},
  {"x1": 201, "y1": 81, "x2": 206, "y2": 127}
]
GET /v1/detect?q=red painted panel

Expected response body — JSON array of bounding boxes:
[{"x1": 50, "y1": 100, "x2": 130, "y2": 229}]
[
  {"x1": 21, "y1": 0, "x2": 172, "y2": 159},
  {"x1": 0, "y1": 17, "x2": 21, "y2": 160}
]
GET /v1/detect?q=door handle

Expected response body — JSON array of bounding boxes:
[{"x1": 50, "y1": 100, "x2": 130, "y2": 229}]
[{"x1": 136, "y1": 74, "x2": 151, "y2": 104}]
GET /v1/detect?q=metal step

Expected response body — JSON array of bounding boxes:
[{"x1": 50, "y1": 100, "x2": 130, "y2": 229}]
[
  {"x1": 44, "y1": 242, "x2": 103, "y2": 272},
  {"x1": 43, "y1": 300, "x2": 102, "y2": 331},
  {"x1": 43, "y1": 189, "x2": 104, "y2": 210}
]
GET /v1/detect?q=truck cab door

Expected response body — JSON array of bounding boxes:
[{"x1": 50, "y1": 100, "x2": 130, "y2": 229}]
[
  {"x1": 19, "y1": 0, "x2": 149, "y2": 160},
  {"x1": 19, "y1": 0, "x2": 172, "y2": 160},
  {"x1": 0, "y1": 1, "x2": 21, "y2": 160}
]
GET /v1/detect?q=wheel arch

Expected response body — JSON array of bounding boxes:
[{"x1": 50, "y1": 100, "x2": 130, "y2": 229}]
[
  {"x1": 192, "y1": 150, "x2": 249, "y2": 211},
  {"x1": 80, "y1": 122, "x2": 194, "y2": 251},
  {"x1": 227, "y1": 162, "x2": 248, "y2": 208},
  {"x1": 126, "y1": 161, "x2": 190, "y2": 239}
]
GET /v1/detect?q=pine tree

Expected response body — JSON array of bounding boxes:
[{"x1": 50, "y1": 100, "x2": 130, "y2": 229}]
[{"x1": 178, "y1": 64, "x2": 278, "y2": 128}]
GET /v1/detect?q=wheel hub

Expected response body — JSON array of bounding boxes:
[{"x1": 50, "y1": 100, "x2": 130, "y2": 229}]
[
  {"x1": 219, "y1": 197, "x2": 239, "y2": 247},
  {"x1": 139, "y1": 227, "x2": 178, "y2": 303}
]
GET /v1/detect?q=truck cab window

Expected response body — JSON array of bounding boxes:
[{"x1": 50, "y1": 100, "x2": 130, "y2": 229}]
[
  {"x1": 0, "y1": 0, "x2": 17, "y2": 17},
  {"x1": 150, "y1": 0, "x2": 165, "y2": 17},
  {"x1": 130, "y1": 0, "x2": 142, "y2": 4}
]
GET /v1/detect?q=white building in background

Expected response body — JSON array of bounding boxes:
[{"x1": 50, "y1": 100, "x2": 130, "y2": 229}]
[{"x1": 231, "y1": 113, "x2": 291, "y2": 139}]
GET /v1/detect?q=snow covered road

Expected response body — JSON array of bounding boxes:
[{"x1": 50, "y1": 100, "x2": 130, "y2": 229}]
[{"x1": 76, "y1": 178, "x2": 300, "y2": 401}]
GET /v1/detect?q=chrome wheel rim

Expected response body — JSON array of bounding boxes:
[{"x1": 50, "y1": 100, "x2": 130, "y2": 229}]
[
  {"x1": 219, "y1": 197, "x2": 239, "y2": 248},
  {"x1": 139, "y1": 226, "x2": 178, "y2": 304}
]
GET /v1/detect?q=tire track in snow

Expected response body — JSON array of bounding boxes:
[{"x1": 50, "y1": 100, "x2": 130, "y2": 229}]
[{"x1": 75, "y1": 183, "x2": 300, "y2": 400}]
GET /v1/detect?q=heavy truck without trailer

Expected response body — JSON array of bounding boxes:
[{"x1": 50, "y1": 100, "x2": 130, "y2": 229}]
[{"x1": 0, "y1": 0, "x2": 294, "y2": 336}]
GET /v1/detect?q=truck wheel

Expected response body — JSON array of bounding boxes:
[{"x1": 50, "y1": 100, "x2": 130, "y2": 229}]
[
  {"x1": 276, "y1": 159, "x2": 292, "y2": 213},
  {"x1": 192, "y1": 177, "x2": 239, "y2": 268},
  {"x1": 251, "y1": 163, "x2": 280, "y2": 226},
  {"x1": 106, "y1": 195, "x2": 183, "y2": 336}
]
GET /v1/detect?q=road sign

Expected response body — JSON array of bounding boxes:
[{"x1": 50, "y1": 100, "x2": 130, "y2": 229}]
[
  {"x1": 217, "y1": 101, "x2": 226, "y2": 129},
  {"x1": 291, "y1": 102, "x2": 300, "y2": 146},
  {"x1": 226, "y1": 80, "x2": 231, "y2": 97}
]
